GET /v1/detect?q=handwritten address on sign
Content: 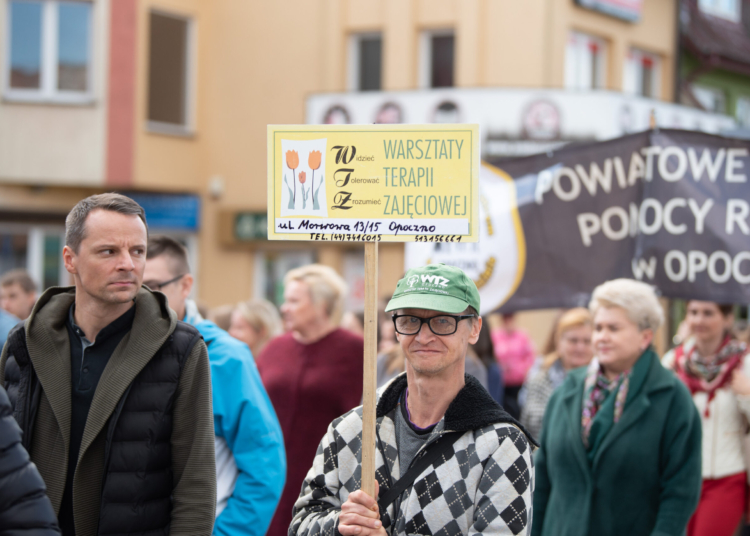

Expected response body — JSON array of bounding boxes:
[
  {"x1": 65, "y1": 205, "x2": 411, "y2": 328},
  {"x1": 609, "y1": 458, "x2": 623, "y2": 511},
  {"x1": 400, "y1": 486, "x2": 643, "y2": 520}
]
[{"x1": 266, "y1": 124, "x2": 480, "y2": 242}]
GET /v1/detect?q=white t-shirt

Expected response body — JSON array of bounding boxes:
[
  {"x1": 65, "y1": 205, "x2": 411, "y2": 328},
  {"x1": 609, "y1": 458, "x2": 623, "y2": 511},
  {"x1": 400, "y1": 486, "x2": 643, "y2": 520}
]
[{"x1": 214, "y1": 436, "x2": 238, "y2": 517}]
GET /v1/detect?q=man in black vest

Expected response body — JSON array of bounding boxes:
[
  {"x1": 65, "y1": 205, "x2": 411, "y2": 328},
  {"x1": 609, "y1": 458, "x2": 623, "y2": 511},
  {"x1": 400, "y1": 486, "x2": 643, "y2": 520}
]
[{"x1": 0, "y1": 193, "x2": 216, "y2": 536}]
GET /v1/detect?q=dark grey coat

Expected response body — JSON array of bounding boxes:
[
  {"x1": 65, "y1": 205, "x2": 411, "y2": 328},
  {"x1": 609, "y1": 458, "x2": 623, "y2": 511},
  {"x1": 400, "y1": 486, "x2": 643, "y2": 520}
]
[{"x1": 0, "y1": 383, "x2": 60, "y2": 536}]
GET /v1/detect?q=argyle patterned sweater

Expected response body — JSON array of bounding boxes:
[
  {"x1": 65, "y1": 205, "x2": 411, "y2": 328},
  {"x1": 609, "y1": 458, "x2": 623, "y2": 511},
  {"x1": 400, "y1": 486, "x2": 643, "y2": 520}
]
[{"x1": 290, "y1": 374, "x2": 537, "y2": 536}]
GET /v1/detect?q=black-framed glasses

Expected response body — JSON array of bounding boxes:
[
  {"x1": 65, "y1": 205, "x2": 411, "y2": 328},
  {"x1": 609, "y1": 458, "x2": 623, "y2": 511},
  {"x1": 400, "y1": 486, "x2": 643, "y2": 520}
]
[
  {"x1": 143, "y1": 274, "x2": 185, "y2": 291},
  {"x1": 392, "y1": 313, "x2": 475, "y2": 336}
]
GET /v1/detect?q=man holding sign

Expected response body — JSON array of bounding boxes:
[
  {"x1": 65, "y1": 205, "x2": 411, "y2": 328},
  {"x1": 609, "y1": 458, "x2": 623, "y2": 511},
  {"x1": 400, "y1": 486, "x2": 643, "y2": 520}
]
[{"x1": 289, "y1": 263, "x2": 536, "y2": 536}]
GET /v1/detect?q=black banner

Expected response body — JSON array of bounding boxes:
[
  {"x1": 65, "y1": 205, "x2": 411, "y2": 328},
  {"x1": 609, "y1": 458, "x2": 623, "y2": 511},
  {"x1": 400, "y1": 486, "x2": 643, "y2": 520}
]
[{"x1": 487, "y1": 129, "x2": 750, "y2": 310}]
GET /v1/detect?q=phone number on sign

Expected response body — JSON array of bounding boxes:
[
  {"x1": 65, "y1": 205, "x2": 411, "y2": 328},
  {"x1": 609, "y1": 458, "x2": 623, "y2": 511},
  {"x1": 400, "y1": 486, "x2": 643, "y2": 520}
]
[{"x1": 414, "y1": 235, "x2": 463, "y2": 242}]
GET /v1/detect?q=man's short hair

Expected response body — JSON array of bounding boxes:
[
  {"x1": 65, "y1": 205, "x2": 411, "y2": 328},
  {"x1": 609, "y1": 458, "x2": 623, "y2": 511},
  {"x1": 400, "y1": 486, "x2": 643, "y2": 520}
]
[
  {"x1": 147, "y1": 235, "x2": 191, "y2": 276},
  {"x1": 0, "y1": 269, "x2": 37, "y2": 293},
  {"x1": 66, "y1": 193, "x2": 148, "y2": 253},
  {"x1": 284, "y1": 264, "x2": 347, "y2": 325}
]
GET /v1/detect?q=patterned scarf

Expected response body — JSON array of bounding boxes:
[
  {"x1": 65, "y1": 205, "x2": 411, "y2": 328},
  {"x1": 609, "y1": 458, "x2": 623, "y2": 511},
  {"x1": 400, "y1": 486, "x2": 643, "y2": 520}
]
[
  {"x1": 581, "y1": 358, "x2": 631, "y2": 449},
  {"x1": 673, "y1": 335, "x2": 746, "y2": 416}
]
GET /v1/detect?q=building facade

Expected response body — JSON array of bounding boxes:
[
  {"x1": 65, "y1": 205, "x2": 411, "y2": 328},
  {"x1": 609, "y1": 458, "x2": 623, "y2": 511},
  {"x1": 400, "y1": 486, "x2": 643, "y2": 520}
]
[
  {"x1": 0, "y1": 0, "x2": 735, "y2": 347},
  {"x1": 679, "y1": 0, "x2": 750, "y2": 128}
]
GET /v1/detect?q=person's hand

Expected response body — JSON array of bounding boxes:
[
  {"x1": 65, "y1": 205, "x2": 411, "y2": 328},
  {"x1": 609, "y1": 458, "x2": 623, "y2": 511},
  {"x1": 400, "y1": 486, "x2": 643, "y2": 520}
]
[
  {"x1": 731, "y1": 370, "x2": 750, "y2": 396},
  {"x1": 338, "y1": 481, "x2": 386, "y2": 536}
]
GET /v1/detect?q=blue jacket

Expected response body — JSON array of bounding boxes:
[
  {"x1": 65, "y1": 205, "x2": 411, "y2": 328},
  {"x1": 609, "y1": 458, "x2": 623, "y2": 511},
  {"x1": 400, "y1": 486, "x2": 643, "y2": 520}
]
[
  {"x1": 0, "y1": 309, "x2": 20, "y2": 348},
  {"x1": 186, "y1": 309, "x2": 286, "y2": 536}
]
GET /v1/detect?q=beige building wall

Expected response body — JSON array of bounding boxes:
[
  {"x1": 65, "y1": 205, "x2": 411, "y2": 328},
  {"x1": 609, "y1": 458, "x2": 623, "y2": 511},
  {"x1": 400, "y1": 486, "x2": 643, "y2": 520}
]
[
  {"x1": 0, "y1": 0, "x2": 110, "y2": 186},
  {"x1": 182, "y1": 0, "x2": 677, "y2": 311},
  {"x1": 0, "y1": 0, "x2": 676, "y2": 310},
  {"x1": 548, "y1": 0, "x2": 676, "y2": 98},
  {"x1": 129, "y1": 0, "x2": 677, "y2": 309}
]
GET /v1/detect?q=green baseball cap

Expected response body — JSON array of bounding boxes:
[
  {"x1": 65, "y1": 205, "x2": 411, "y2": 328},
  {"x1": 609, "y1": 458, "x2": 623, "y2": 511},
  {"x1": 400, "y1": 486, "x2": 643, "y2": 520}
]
[{"x1": 385, "y1": 263, "x2": 480, "y2": 314}]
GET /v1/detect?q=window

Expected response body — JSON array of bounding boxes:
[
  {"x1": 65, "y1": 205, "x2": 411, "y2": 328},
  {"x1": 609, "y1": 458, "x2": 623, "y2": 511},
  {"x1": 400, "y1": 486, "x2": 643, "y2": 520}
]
[
  {"x1": 692, "y1": 85, "x2": 727, "y2": 113},
  {"x1": 348, "y1": 33, "x2": 382, "y2": 91},
  {"x1": 6, "y1": 0, "x2": 93, "y2": 102},
  {"x1": 736, "y1": 96, "x2": 750, "y2": 126},
  {"x1": 0, "y1": 225, "x2": 68, "y2": 291},
  {"x1": 0, "y1": 232, "x2": 28, "y2": 275},
  {"x1": 698, "y1": 0, "x2": 740, "y2": 22},
  {"x1": 147, "y1": 11, "x2": 194, "y2": 134},
  {"x1": 420, "y1": 30, "x2": 454, "y2": 89},
  {"x1": 564, "y1": 32, "x2": 606, "y2": 90},
  {"x1": 624, "y1": 49, "x2": 661, "y2": 98}
]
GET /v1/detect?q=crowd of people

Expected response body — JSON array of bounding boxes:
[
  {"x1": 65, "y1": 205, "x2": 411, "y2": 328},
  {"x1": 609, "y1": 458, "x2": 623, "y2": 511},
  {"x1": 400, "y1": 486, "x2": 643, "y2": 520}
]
[{"x1": 1, "y1": 192, "x2": 750, "y2": 536}]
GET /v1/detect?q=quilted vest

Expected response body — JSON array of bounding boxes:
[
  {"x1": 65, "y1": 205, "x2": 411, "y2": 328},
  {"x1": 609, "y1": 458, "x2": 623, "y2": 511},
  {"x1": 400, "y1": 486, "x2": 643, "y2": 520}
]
[{"x1": 3, "y1": 322, "x2": 202, "y2": 535}]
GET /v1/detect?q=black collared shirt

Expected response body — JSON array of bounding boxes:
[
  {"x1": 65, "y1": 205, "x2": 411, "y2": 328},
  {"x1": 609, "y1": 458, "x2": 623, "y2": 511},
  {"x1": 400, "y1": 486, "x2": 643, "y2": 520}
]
[{"x1": 59, "y1": 303, "x2": 136, "y2": 536}]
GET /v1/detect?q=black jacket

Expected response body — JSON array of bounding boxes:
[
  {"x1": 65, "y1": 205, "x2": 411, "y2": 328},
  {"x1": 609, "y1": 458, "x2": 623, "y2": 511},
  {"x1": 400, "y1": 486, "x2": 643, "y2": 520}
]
[
  {"x1": 4, "y1": 320, "x2": 203, "y2": 536},
  {"x1": 0, "y1": 287, "x2": 216, "y2": 536},
  {"x1": 0, "y1": 383, "x2": 60, "y2": 536}
]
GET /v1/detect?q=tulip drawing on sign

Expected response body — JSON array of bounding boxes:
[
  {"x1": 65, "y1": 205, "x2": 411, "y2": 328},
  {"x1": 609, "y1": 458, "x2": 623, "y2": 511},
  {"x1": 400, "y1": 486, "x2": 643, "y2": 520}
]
[
  {"x1": 299, "y1": 171, "x2": 309, "y2": 209},
  {"x1": 308, "y1": 150, "x2": 323, "y2": 210},
  {"x1": 285, "y1": 150, "x2": 300, "y2": 208}
]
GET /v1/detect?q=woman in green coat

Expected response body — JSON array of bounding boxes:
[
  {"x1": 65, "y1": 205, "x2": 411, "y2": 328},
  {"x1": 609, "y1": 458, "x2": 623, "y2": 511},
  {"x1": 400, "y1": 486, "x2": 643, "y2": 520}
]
[{"x1": 532, "y1": 279, "x2": 702, "y2": 536}]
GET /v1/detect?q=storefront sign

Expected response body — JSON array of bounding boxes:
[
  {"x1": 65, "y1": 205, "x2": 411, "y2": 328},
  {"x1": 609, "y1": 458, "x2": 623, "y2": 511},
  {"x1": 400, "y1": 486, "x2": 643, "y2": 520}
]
[
  {"x1": 234, "y1": 212, "x2": 268, "y2": 241},
  {"x1": 266, "y1": 124, "x2": 480, "y2": 242},
  {"x1": 407, "y1": 129, "x2": 750, "y2": 310},
  {"x1": 125, "y1": 192, "x2": 200, "y2": 231}
]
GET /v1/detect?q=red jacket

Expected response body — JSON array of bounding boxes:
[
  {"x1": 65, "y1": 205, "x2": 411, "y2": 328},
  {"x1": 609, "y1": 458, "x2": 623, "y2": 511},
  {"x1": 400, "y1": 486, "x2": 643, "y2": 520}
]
[{"x1": 257, "y1": 328, "x2": 364, "y2": 536}]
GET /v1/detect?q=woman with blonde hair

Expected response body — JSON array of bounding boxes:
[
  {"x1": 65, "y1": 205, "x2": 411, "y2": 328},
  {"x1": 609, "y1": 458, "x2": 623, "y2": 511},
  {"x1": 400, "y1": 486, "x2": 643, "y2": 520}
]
[
  {"x1": 228, "y1": 299, "x2": 283, "y2": 357},
  {"x1": 256, "y1": 264, "x2": 364, "y2": 536},
  {"x1": 533, "y1": 279, "x2": 701, "y2": 536},
  {"x1": 520, "y1": 307, "x2": 593, "y2": 439}
]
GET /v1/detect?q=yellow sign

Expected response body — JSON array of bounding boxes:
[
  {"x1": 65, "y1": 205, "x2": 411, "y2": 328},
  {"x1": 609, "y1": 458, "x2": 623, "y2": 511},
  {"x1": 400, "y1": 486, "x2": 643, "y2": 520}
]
[{"x1": 267, "y1": 124, "x2": 480, "y2": 242}]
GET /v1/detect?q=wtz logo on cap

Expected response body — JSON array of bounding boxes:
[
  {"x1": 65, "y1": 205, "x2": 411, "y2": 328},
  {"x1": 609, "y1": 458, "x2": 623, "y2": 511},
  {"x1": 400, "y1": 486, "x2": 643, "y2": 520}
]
[
  {"x1": 421, "y1": 274, "x2": 450, "y2": 287},
  {"x1": 406, "y1": 273, "x2": 451, "y2": 289}
]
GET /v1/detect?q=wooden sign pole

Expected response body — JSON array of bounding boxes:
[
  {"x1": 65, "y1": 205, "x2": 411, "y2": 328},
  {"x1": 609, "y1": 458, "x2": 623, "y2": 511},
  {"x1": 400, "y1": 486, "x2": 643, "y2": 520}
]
[{"x1": 361, "y1": 241, "x2": 378, "y2": 498}]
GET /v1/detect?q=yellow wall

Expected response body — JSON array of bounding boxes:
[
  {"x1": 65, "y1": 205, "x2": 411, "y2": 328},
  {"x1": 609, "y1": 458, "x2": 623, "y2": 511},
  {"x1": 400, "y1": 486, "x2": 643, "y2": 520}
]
[
  {"x1": 131, "y1": 0, "x2": 677, "y2": 309},
  {"x1": 0, "y1": 0, "x2": 678, "y2": 324},
  {"x1": 551, "y1": 0, "x2": 677, "y2": 97}
]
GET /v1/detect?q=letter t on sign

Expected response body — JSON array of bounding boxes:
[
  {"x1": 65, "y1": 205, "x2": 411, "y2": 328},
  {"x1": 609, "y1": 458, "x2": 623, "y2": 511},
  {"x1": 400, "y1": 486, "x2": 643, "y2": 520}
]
[{"x1": 361, "y1": 242, "x2": 378, "y2": 499}]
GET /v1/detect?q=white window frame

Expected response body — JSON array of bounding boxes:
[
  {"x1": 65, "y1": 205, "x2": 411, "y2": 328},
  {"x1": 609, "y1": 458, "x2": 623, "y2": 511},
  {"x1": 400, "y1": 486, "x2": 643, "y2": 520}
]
[
  {"x1": 252, "y1": 250, "x2": 316, "y2": 304},
  {"x1": 347, "y1": 32, "x2": 381, "y2": 92},
  {"x1": 0, "y1": 223, "x2": 67, "y2": 289},
  {"x1": 736, "y1": 96, "x2": 750, "y2": 127},
  {"x1": 564, "y1": 31, "x2": 607, "y2": 91},
  {"x1": 698, "y1": 0, "x2": 741, "y2": 22},
  {"x1": 4, "y1": 0, "x2": 95, "y2": 104},
  {"x1": 692, "y1": 84, "x2": 727, "y2": 113},
  {"x1": 419, "y1": 28, "x2": 454, "y2": 89},
  {"x1": 624, "y1": 48, "x2": 661, "y2": 99},
  {"x1": 146, "y1": 9, "x2": 197, "y2": 137}
]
